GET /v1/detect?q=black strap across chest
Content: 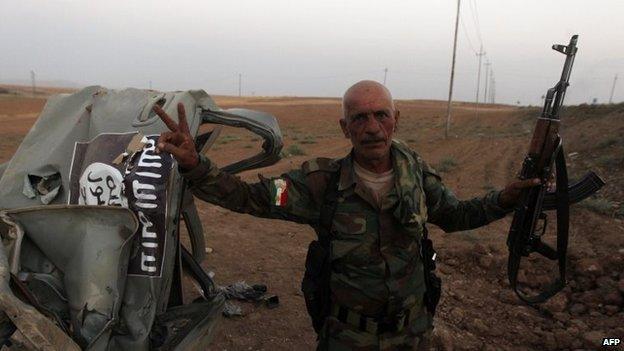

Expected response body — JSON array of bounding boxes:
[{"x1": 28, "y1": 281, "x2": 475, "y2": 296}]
[{"x1": 317, "y1": 170, "x2": 341, "y2": 246}]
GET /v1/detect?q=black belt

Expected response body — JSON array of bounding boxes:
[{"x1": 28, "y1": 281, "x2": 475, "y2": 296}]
[{"x1": 330, "y1": 304, "x2": 418, "y2": 335}]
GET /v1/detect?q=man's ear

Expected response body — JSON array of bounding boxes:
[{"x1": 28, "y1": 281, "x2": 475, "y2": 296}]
[{"x1": 339, "y1": 118, "x2": 350, "y2": 138}]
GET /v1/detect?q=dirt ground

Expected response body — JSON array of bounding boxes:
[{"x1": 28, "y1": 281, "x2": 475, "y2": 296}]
[{"x1": 0, "y1": 86, "x2": 622, "y2": 350}]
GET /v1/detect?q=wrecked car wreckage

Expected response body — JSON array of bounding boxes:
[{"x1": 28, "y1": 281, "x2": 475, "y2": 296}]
[{"x1": 0, "y1": 87, "x2": 283, "y2": 350}]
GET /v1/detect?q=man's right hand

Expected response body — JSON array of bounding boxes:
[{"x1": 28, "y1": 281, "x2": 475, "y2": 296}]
[{"x1": 154, "y1": 102, "x2": 199, "y2": 171}]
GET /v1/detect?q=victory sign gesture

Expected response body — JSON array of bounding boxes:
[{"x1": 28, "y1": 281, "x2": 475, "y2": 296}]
[{"x1": 154, "y1": 103, "x2": 199, "y2": 170}]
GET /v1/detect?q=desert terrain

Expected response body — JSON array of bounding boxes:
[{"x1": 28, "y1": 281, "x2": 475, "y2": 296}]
[{"x1": 0, "y1": 85, "x2": 622, "y2": 350}]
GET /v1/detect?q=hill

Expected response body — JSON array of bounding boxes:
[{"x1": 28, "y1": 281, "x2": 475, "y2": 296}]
[{"x1": 0, "y1": 88, "x2": 622, "y2": 350}]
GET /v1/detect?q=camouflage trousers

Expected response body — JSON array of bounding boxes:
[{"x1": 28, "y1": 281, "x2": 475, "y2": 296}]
[{"x1": 316, "y1": 314, "x2": 433, "y2": 351}]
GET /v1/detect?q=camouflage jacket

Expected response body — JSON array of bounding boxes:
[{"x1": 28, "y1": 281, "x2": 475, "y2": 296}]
[{"x1": 181, "y1": 140, "x2": 510, "y2": 332}]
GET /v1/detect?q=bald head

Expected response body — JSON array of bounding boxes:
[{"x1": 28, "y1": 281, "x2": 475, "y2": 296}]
[
  {"x1": 339, "y1": 80, "x2": 400, "y2": 170},
  {"x1": 342, "y1": 80, "x2": 395, "y2": 119}
]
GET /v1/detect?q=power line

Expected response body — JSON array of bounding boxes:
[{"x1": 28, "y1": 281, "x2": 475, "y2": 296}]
[
  {"x1": 484, "y1": 60, "x2": 491, "y2": 104},
  {"x1": 475, "y1": 45, "x2": 485, "y2": 117},
  {"x1": 489, "y1": 69, "x2": 495, "y2": 103},
  {"x1": 465, "y1": 0, "x2": 489, "y2": 113},
  {"x1": 609, "y1": 74, "x2": 618, "y2": 104},
  {"x1": 459, "y1": 15, "x2": 478, "y2": 54},
  {"x1": 445, "y1": 0, "x2": 461, "y2": 139},
  {"x1": 468, "y1": 0, "x2": 483, "y2": 46}
]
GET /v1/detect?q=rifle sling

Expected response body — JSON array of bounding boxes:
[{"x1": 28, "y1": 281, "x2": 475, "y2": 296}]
[
  {"x1": 318, "y1": 170, "x2": 341, "y2": 246},
  {"x1": 511, "y1": 145, "x2": 570, "y2": 304},
  {"x1": 554, "y1": 144, "x2": 570, "y2": 295}
]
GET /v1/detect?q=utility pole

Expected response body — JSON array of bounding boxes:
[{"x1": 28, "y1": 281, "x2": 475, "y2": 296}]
[
  {"x1": 475, "y1": 46, "x2": 486, "y2": 117},
  {"x1": 383, "y1": 68, "x2": 388, "y2": 85},
  {"x1": 445, "y1": 0, "x2": 461, "y2": 139},
  {"x1": 490, "y1": 71, "x2": 496, "y2": 103},
  {"x1": 488, "y1": 69, "x2": 494, "y2": 103},
  {"x1": 609, "y1": 74, "x2": 618, "y2": 104},
  {"x1": 149, "y1": 80, "x2": 152, "y2": 90},
  {"x1": 30, "y1": 70, "x2": 36, "y2": 96},
  {"x1": 238, "y1": 73, "x2": 242, "y2": 97},
  {"x1": 483, "y1": 61, "x2": 491, "y2": 105}
]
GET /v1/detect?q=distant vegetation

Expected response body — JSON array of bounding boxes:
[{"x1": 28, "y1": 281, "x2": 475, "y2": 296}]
[
  {"x1": 596, "y1": 137, "x2": 618, "y2": 149},
  {"x1": 287, "y1": 144, "x2": 306, "y2": 156},
  {"x1": 300, "y1": 135, "x2": 317, "y2": 144},
  {"x1": 436, "y1": 156, "x2": 458, "y2": 173},
  {"x1": 217, "y1": 135, "x2": 241, "y2": 145},
  {"x1": 291, "y1": 134, "x2": 317, "y2": 144},
  {"x1": 579, "y1": 196, "x2": 622, "y2": 218},
  {"x1": 595, "y1": 153, "x2": 624, "y2": 169},
  {"x1": 281, "y1": 144, "x2": 306, "y2": 158},
  {"x1": 563, "y1": 102, "x2": 624, "y2": 118}
]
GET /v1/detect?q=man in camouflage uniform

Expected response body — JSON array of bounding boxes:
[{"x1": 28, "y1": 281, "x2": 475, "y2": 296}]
[{"x1": 154, "y1": 81, "x2": 539, "y2": 350}]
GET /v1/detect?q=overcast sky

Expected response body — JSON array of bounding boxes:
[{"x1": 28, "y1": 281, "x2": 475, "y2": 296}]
[{"x1": 1, "y1": 0, "x2": 622, "y2": 105}]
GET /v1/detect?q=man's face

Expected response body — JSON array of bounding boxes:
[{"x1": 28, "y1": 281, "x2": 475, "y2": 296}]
[{"x1": 340, "y1": 87, "x2": 399, "y2": 162}]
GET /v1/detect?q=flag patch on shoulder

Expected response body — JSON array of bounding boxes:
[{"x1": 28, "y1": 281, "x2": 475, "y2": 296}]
[{"x1": 272, "y1": 178, "x2": 289, "y2": 206}]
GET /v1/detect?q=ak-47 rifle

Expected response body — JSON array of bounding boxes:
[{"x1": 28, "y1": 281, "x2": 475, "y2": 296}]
[{"x1": 506, "y1": 35, "x2": 605, "y2": 304}]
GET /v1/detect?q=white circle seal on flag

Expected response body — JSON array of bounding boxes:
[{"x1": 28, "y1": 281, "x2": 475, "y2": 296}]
[{"x1": 79, "y1": 162, "x2": 128, "y2": 207}]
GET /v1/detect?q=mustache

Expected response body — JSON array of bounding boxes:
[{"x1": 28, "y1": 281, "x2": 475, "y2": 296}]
[{"x1": 361, "y1": 138, "x2": 386, "y2": 144}]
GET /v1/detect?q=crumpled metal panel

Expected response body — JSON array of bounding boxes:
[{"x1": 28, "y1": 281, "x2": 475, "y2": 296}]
[
  {"x1": 152, "y1": 296, "x2": 225, "y2": 351},
  {"x1": 0, "y1": 163, "x2": 7, "y2": 182},
  {"x1": 0, "y1": 87, "x2": 204, "y2": 209},
  {"x1": 201, "y1": 108, "x2": 283, "y2": 174},
  {"x1": 0, "y1": 205, "x2": 138, "y2": 350},
  {"x1": 0, "y1": 87, "x2": 96, "y2": 209},
  {"x1": 0, "y1": 86, "x2": 284, "y2": 350},
  {"x1": 0, "y1": 87, "x2": 206, "y2": 350}
]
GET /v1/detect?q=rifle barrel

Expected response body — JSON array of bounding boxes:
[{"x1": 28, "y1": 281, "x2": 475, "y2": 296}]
[{"x1": 550, "y1": 35, "x2": 579, "y2": 119}]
